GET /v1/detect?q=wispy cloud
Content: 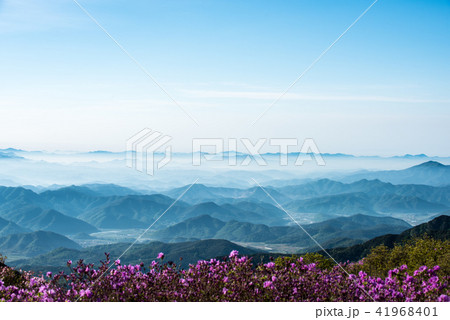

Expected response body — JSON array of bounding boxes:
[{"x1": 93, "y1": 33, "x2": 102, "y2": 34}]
[
  {"x1": 0, "y1": 0, "x2": 79, "y2": 33},
  {"x1": 182, "y1": 89, "x2": 450, "y2": 104}
]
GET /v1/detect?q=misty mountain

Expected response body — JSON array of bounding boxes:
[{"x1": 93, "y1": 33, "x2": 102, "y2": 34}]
[
  {"x1": 163, "y1": 183, "x2": 292, "y2": 205},
  {"x1": 371, "y1": 194, "x2": 447, "y2": 213},
  {"x1": 0, "y1": 151, "x2": 23, "y2": 159},
  {"x1": 38, "y1": 187, "x2": 102, "y2": 217},
  {"x1": 0, "y1": 217, "x2": 30, "y2": 237},
  {"x1": 221, "y1": 201, "x2": 287, "y2": 225},
  {"x1": 10, "y1": 212, "x2": 414, "y2": 272},
  {"x1": 1, "y1": 185, "x2": 290, "y2": 230},
  {"x1": 342, "y1": 161, "x2": 450, "y2": 186},
  {"x1": 278, "y1": 178, "x2": 450, "y2": 206},
  {"x1": 393, "y1": 184, "x2": 450, "y2": 207},
  {"x1": 81, "y1": 183, "x2": 142, "y2": 197},
  {"x1": 0, "y1": 166, "x2": 448, "y2": 236},
  {"x1": 286, "y1": 192, "x2": 376, "y2": 216},
  {"x1": 0, "y1": 231, "x2": 81, "y2": 258},
  {"x1": 150, "y1": 214, "x2": 411, "y2": 248},
  {"x1": 177, "y1": 202, "x2": 240, "y2": 222},
  {"x1": 162, "y1": 184, "x2": 240, "y2": 204},
  {"x1": 0, "y1": 206, "x2": 98, "y2": 235},
  {"x1": 77, "y1": 194, "x2": 290, "y2": 229},
  {"x1": 274, "y1": 214, "x2": 410, "y2": 248},
  {"x1": 278, "y1": 179, "x2": 351, "y2": 199},
  {"x1": 284, "y1": 191, "x2": 447, "y2": 222},
  {"x1": 78, "y1": 194, "x2": 188, "y2": 229},
  {"x1": 0, "y1": 186, "x2": 41, "y2": 213}
]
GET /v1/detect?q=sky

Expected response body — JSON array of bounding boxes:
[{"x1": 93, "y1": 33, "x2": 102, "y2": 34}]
[{"x1": 0, "y1": 0, "x2": 449, "y2": 156}]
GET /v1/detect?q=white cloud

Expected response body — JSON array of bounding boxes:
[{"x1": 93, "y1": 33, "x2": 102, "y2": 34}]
[{"x1": 182, "y1": 89, "x2": 450, "y2": 104}]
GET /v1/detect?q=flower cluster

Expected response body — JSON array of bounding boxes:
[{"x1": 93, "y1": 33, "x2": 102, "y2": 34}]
[{"x1": 0, "y1": 252, "x2": 448, "y2": 302}]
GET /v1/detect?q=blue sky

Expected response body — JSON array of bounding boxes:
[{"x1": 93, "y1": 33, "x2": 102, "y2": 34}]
[{"x1": 0, "y1": 0, "x2": 449, "y2": 155}]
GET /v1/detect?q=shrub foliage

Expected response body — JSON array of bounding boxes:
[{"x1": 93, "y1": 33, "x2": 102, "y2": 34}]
[{"x1": 0, "y1": 237, "x2": 449, "y2": 302}]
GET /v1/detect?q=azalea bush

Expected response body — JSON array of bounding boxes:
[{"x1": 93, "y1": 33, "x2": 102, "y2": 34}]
[
  {"x1": 0, "y1": 255, "x2": 24, "y2": 288},
  {"x1": 276, "y1": 252, "x2": 335, "y2": 270},
  {"x1": 0, "y1": 250, "x2": 448, "y2": 302},
  {"x1": 349, "y1": 237, "x2": 450, "y2": 278}
]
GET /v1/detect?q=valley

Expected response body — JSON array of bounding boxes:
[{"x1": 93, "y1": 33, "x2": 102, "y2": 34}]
[{"x1": 0, "y1": 159, "x2": 448, "y2": 272}]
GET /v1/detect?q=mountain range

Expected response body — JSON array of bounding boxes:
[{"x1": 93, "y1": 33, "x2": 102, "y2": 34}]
[
  {"x1": 149, "y1": 214, "x2": 411, "y2": 248},
  {"x1": 342, "y1": 161, "x2": 450, "y2": 186},
  {"x1": 0, "y1": 161, "x2": 449, "y2": 265},
  {"x1": 0, "y1": 206, "x2": 98, "y2": 235},
  {"x1": 10, "y1": 215, "x2": 448, "y2": 273}
]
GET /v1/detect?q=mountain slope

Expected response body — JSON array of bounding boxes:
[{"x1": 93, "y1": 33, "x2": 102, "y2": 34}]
[
  {"x1": 0, "y1": 231, "x2": 81, "y2": 258},
  {"x1": 79, "y1": 195, "x2": 289, "y2": 229},
  {"x1": 324, "y1": 215, "x2": 450, "y2": 262},
  {"x1": 372, "y1": 194, "x2": 447, "y2": 213},
  {"x1": 273, "y1": 214, "x2": 411, "y2": 248},
  {"x1": 162, "y1": 184, "x2": 241, "y2": 204},
  {"x1": 81, "y1": 183, "x2": 141, "y2": 197},
  {"x1": 0, "y1": 186, "x2": 42, "y2": 213},
  {"x1": 38, "y1": 187, "x2": 101, "y2": 217},
  {"x1": 150, "y1": 214, "x2": 411, "y2": 247},
  {"x1": 164, "y1": 184, "x2": 292, "y2": 205},
  {"x1": 286, "y1": 192, "x2": 375, "y2": 216},
  {"x1": 0, "y1": 217, "x2": 30, "y2": 237},
  {"x1": 12, "y1": 239, "x2": 260, "y2": 272},
  {"x1": 1, "y1": 206, "x2": 98, "y2": 235},
  {"x1": 176, "y1": 202, "x2": 275, "y2": 225},
  {"x1": 78, "y1": 195, "x2": 188, "y2": 229},
  {"x1": 279, "y1": 178, "x2": 450, "y2": 207},
  {"x1": 284, "y1": 191, "x2": 447, "y2": 223},
  {"x1": 152, "y1": 215, "x2": 226, "y2": 240}
]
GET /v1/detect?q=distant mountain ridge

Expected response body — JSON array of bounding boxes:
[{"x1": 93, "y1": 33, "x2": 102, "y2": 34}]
[
  {"x1": 285, "y1": 191, "x2": 447, "y2": 220},
  {"x1": 278, "y1": 178, "x2": 450, "y2": 206},
  {"x1": 342, "y1": 161, "x2": 450, "y2": 186},
  {"x1": 4, "y1": 148, "x2": 447, "y2": 160},
  {"x1": 162, "y1": 184, "x2": 290, "y2": 205},
  {"x1": 0, "y1": 161, "x2": 448, "y2": 236}
]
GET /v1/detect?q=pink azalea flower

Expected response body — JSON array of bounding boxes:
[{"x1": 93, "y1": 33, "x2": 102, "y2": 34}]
[{"x1": 229, "y1": 250, "x2": 239, "y2": 258}]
